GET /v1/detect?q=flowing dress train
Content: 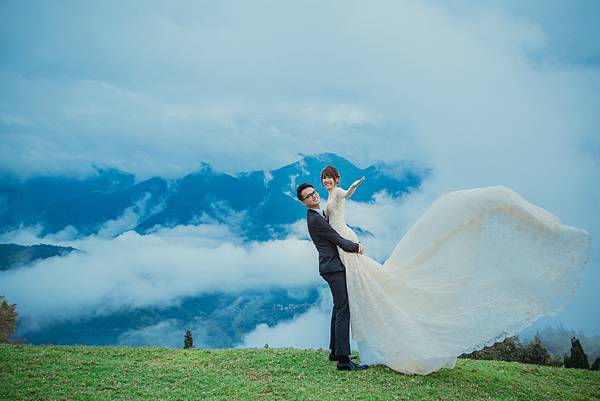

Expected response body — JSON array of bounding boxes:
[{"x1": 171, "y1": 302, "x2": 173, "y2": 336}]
[{"x1": 325, "y1": 185, "x2": 591, "y2": 375}]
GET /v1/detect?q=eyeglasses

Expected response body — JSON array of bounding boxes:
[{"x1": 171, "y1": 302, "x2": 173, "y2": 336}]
[{"x1": 301, "y1": 190, "x2": 318, "y2": 201}]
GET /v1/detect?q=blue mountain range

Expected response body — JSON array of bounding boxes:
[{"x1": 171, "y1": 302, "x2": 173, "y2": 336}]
[
  {"x1": 0, "y1": 153, "x2": 425, "y2": 347},
  {"x1": 0, "y1": 152, "x2": 424, "y2": 240}
]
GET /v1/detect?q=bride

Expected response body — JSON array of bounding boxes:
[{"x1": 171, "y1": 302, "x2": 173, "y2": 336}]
[{"x1": 319, "y1": 165, "x2": 592, "y2": 375}]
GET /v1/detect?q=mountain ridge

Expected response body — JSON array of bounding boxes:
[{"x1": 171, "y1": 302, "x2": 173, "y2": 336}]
[{"x1": 0, "y1": 153, "x2": 424, "y2": 240}]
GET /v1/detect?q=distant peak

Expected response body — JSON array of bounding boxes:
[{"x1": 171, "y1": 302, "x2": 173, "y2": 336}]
[
  {"x1": 299, "y1": 152, "x2": 353, "y2": 166},
  {"x1": 187, "y1": 162, "x2": 217, "y2": 177}
]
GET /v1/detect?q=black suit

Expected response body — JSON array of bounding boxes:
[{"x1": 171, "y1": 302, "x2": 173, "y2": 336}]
[
  {"x1": 307, "y1": 209, "x2": 359, "y2": 274},
  {"x1": 306, "y1": 208, "x2": 359, "y2": 357}
]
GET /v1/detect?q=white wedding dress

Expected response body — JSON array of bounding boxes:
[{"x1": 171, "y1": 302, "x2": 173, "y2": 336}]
[{"x1": 325, "y1": 185, "x2": 591, "y2": 375}]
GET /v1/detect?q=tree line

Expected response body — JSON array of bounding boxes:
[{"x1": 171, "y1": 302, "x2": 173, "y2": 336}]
[{"x1": 460, "y1": 335, "x2": 600, "y2": 371}]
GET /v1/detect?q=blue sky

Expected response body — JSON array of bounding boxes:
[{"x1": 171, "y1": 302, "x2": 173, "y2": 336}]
[{"x1": 0, "y1": 1, "x2": 599, "y2": 338}]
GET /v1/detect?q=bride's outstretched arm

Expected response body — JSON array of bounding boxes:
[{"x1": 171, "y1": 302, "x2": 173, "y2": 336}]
[{"x1": 339, "y1": 176, "x2": 365, "y2": 199}]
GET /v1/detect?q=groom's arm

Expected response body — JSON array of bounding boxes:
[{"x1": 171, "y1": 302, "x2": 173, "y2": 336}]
[{"x1": 313, "y1": 217, "x2": 360, "y2": 253}]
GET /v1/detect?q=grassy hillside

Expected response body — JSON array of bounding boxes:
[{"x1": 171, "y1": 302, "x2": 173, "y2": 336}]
[{"x1": 1, "y1": 345, "x2": 599, "y2": 400}]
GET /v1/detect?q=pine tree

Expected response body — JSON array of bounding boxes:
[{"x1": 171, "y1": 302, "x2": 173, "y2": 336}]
[
  {"x1": 0, "y1": 296, "x2": 17, "y2": 343},
  {"x1": 591, "y1": 357, "x2": 600, "y2": 371},
  {"x1": 564, "y1": 337, "x2": 590, "y2": 369},
  {"x1": 523, "y1": 335, "x2": 551, "y2": 365},
  {"x1": 184, "y1": 330, "x2": 193, "y2": 349}
]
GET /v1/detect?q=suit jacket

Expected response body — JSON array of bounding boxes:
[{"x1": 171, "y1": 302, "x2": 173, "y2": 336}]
[{"x1": 306, "y1": 208, "x2": 359, "y2": 275}]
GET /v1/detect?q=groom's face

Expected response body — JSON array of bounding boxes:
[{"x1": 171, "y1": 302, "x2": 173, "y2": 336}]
[{"x1": 300, "y1": 186, "x2": 321, "y2": 208}]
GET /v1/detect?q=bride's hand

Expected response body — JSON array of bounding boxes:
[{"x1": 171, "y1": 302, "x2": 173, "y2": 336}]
[{"x1": 352, "y1": 176, "x2": 365, "y2": 188}]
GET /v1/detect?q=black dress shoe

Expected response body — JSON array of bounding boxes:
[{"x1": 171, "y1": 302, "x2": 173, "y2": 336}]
[
  {"x1": 329, "y1": 353, "x2": 358, "y2": 361},
  {"x1": 336, "y1": 360, "x2": 368, "y2": 371}
]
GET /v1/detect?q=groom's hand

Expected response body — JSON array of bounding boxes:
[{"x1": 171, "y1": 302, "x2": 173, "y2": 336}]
[{"x1": 357, "y1": 243, "x2": 364, "y2": 254}]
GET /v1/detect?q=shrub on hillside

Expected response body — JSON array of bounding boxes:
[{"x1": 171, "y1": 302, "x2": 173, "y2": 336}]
[
  {"x1": 461, "y1": 335, "x2": 565, "y2": 368},
  {"x1": 0, "y1": 296, "x2": 17, "y2": 343},
  {"x1": 462, "y1": 336, "x2": 524, "y2": 362}
]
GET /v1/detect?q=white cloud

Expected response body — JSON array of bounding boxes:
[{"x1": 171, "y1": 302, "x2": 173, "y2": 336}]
[
  {"x1": 241, "y1": 308, "x2": 330, "y2": 350},
  {"x1": 240, "y1": 287, "x2": 365, "y2": 351},
  {"x1": 241, "y1": 288, "x2": 332, "y2": 349},
  {"x1": 117, "y1": 318, "x2": 212, "y2": 348},
  {"x1": 117, "y1": 319, "x2": 190, "y2": 348},
  {"x1": 97, "y1": 194, "x2": 164, "y2": 238},
  {"x1": 263, "y1": 170, "x2": 273, "y2": 186},
  {"x1": 0, "y1": 223, "x2": 320, "y2": 331}
]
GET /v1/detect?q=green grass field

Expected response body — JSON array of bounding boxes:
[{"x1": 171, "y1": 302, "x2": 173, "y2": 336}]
[{"x1": 1, "y1": 344, "x2": 599, "y2": 400}]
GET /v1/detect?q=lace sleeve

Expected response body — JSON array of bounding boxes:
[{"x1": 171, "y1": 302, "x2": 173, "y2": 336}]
[{"x1": 336, "y1": 186, "x2": 349, "y2": 199}]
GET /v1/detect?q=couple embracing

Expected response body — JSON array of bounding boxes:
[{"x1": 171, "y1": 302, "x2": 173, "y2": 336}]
[{"x1": 296, "y1": 165, "x2": 591, "y2": 375}]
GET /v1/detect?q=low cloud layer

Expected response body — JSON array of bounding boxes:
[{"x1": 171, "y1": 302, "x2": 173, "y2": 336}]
[
  {"x1": 0, "y1": 192, "x2": 412, "y2": 332},
  {"x1": 241, "y1": 288, "x2": 333, "y2": 350},
  {"x1": 0, "y1": 223, "x2": 317, "y2": 331}
]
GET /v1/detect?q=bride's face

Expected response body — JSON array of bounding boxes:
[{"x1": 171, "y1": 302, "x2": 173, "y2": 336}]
[{"x1": 322, "y1": 176, "x2": 339, "y2": 190}]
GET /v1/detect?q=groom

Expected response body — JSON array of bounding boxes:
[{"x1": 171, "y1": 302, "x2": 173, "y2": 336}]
[{"x1": 297, "y1": 183, "x2": 368, "y2": 371}]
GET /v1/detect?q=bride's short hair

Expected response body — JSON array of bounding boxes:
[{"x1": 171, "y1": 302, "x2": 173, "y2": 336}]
[{"x1": 320, "y1": 165, "x2": 340, "y2": 183}]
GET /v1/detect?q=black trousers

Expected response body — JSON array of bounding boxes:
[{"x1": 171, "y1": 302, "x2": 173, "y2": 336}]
[{"x1": 321, "y1": 270, "x2": 350, "y2": 357}]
